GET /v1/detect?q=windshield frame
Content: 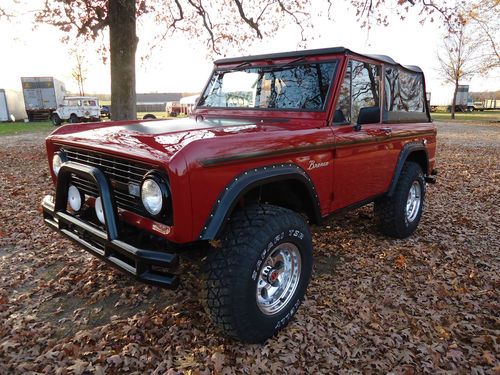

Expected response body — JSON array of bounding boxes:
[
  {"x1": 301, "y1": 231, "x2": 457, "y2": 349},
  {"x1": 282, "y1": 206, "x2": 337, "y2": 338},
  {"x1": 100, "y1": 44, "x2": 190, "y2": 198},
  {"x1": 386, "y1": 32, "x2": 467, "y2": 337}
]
[{"x1": 197, "y1": 59, "x2": 340, "y2": 113}]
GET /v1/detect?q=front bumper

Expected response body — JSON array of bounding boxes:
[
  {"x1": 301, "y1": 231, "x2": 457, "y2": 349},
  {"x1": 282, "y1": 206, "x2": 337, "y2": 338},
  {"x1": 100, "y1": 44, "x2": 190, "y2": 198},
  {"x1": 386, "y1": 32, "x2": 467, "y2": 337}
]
[{"x1": 41, "y1": 161, "x2": 179, "y2": 288}]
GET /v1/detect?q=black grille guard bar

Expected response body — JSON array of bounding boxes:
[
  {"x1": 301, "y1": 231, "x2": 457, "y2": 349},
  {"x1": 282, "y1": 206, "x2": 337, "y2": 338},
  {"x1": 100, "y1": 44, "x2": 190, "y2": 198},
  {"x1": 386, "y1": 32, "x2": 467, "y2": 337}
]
[{"x1": 41, "y1": 161, "x2": 179, "y2": 289}]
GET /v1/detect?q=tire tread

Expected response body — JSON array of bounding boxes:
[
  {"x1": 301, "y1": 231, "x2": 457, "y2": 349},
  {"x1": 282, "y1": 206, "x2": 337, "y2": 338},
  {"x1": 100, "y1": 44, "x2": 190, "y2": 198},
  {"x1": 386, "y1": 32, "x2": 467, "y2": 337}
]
[{"x1": 203, "y1": 204, "x2": 311, "y2": 342}]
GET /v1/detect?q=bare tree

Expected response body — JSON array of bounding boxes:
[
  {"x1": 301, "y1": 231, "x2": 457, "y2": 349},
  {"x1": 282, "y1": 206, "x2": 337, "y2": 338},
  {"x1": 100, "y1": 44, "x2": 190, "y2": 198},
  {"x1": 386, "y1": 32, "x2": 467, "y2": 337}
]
[
  {"x1": 437, "y1": 22, "x2": 481, "y2": 119},
  {"x1": 28, "y1": 0, "x2": 458, "y2": 120},
  {"x1": 461, "y1": 0, "x2": 500, "y2": 72},
  {"x1": 71, "y1": 49, "x2": 88, "y2": 97}
]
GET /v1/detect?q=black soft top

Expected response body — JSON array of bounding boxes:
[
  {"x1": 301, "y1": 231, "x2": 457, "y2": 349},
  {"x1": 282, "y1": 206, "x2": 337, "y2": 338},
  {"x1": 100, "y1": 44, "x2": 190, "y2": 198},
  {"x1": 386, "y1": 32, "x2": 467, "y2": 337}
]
[{"x1": 215, "y1": 47, "x2": 423, "y2": 74}]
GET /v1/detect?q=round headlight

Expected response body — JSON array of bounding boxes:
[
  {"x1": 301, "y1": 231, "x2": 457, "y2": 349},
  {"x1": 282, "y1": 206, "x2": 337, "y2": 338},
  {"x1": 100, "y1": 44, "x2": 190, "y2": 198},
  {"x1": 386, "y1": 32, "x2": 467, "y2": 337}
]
[
  {"x1": 141, "y1": 178, "x2": 163, "y2": 216},
  {"x1": 52, "y1": 153, "x2": 64, "y2": 176}
]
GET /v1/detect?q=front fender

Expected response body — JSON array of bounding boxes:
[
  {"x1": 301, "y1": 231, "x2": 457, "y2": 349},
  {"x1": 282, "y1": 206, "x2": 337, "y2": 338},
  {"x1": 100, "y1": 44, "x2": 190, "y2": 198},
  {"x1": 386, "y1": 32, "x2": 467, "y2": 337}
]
[{"x1": 198, "y1": 163, "x2": 321, "y2": 240}]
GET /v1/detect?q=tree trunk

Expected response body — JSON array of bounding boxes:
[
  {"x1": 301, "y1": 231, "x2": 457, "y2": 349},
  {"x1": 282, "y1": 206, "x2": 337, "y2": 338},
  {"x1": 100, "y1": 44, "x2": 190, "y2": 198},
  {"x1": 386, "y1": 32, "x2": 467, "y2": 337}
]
[
  {"x1": 451, "y1": 80, "x2": 458, "y2": 120},
  {"x1": 109, "y1": 0, "x2": 137, "y2": 121}
]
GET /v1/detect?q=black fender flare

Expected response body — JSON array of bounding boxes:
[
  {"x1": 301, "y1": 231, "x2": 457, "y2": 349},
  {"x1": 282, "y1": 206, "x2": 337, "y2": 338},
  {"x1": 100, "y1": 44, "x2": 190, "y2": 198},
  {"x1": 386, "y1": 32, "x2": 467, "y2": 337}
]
[
  {"x1": 198, "y1": 163, "x2": 321, "y2": 240},
  {"x1": 387, "y1": 142, "x2": 428, "y2": 196}
]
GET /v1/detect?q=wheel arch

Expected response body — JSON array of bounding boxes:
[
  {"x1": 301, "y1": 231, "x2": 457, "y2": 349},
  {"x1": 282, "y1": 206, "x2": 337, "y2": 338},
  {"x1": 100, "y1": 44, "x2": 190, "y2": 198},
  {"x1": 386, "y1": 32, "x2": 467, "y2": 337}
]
[
  {"x1": 198, "y1": 164, "x2": 321, "y2": 240},
  {"x1": 387, "y1": 143, "x2": 428, "y2": 197}
]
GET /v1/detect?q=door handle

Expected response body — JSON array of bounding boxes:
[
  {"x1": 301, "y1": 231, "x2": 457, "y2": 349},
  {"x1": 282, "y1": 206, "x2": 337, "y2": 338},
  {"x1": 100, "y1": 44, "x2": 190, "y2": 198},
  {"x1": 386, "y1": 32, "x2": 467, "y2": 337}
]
[{"x1": 380, "y1": 127, "x2": 392, "y2": 134}]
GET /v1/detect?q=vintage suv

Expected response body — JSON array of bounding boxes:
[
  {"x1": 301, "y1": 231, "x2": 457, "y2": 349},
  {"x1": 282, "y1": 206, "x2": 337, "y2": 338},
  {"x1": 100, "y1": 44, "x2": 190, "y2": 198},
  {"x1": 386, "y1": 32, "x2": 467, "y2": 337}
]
[
  {"x1": 42, "y1": 47, "x2": 437, "y2": 343},
  {"x1": 51, "y1": 96, "x2": 101, "y2": 126}
]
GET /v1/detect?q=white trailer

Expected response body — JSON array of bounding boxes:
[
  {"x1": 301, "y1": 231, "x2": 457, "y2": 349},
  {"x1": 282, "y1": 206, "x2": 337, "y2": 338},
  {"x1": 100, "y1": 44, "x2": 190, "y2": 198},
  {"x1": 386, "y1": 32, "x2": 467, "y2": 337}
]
[
  {"x1": 0, "y1": 89, "x2": 28, "y2": 122},
  {"x1": 484, "y1": 99, "x2": 500, "y2": 110},
  {"x1": 21, "y1": 77, "x2": 66, "y2": 121}
]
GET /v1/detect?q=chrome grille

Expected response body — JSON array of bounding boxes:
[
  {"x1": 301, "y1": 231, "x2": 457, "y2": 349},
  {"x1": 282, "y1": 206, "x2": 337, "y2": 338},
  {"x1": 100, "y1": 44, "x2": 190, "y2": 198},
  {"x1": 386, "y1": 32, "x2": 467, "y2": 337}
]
[{"x1": 62, "y1": 147, "x2": 153, "y2": 216}]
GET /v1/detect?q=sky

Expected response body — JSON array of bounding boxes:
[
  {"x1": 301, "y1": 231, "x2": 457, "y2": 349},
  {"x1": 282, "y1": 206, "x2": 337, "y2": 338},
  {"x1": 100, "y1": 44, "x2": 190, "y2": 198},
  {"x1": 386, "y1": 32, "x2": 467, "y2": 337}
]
[{"x1": 0, "y1": 1, "x2": 498, "y2": 105}]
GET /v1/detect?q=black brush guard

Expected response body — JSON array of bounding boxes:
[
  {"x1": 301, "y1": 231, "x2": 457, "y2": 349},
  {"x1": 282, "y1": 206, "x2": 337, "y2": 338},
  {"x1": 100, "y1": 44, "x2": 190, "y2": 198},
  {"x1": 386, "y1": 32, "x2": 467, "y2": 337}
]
[{"x1": 41, "y1": 162, "x2": 179, "y2": 288}]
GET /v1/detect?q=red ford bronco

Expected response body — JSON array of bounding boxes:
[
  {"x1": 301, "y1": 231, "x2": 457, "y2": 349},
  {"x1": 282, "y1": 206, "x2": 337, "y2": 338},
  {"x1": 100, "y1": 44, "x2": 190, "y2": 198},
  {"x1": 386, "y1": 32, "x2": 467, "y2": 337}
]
[{"x1": 42, "y1": 47, "x2": 437, "y2": 343}]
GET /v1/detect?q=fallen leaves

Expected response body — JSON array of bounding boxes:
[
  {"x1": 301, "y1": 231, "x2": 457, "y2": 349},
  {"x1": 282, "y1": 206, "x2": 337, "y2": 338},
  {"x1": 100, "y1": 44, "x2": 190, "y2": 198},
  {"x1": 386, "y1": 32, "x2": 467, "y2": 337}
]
[
  {"x1": 67, "y1": 359, "x2": 88, "y2": 375},
  {"x1": 0, "y1": 123, "x2": 499, "y2": 374},
  {"x1": 394, "y1": 254, "x2": 407, "y2": 268}
]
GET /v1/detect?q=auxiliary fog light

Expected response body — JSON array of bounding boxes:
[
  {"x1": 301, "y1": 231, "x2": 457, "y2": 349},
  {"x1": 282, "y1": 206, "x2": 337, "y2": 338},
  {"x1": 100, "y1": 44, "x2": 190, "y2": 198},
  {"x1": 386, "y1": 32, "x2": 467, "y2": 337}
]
[
  {"x1": 95, "y1": 197, "x2": 105, "y2": 224},
  {"x1": 67, "y1": 185, "x2": 83, "y2": 211}
]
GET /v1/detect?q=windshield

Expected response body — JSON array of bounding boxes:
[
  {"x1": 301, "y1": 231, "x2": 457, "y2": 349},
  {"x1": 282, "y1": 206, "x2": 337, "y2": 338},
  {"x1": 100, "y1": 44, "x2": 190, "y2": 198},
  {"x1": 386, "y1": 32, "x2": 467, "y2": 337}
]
[{"x1": 198, "y1": 60, "x2": 338, "y2": 111}]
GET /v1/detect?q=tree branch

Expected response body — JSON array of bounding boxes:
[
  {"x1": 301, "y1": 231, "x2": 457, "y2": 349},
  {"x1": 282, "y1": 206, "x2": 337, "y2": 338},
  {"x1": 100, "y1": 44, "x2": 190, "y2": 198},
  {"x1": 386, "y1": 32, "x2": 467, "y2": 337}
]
[
  {"x1": 186, "y1": 0, "x2": 218, "y2": 52},
  {"x1": 232, "y1": 0, "x2": 263, "y2": 38},
  {"x1": 170, "y1": 0, "x2": 184, "y2": 29},
  {"x1": 0, "y1": 7, "x2": 10, "y2": 18}
]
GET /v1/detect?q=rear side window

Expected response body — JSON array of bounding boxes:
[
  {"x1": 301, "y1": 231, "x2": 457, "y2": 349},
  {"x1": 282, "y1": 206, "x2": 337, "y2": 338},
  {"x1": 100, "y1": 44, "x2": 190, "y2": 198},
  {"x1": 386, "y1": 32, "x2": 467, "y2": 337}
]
[{"x1": 384, "y1": 68, "x2": 425, "y2": 112}]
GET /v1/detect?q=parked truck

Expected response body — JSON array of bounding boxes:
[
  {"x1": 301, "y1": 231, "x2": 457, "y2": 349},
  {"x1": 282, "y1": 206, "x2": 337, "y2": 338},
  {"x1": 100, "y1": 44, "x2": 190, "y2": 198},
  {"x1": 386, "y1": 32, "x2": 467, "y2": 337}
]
[
  {"x1": 0, "y1": 89, "x2": 27, "y2": 122},
  {"x1": 448, "y1": 85, "x2": 487, "y2": 112},
  {"x1": 447, "y1": 85, "x2": 471, "y2": 112},
  {"x1": 41, "y1": 46, "x2": 438, "y2": 343},
  {"x1": 21, "y1": 77, "x2": 66, "y2": 121}
]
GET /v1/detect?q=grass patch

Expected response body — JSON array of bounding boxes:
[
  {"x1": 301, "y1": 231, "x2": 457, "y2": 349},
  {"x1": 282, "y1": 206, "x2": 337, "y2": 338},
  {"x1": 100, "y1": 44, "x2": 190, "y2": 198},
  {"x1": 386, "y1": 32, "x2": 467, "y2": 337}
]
[
  {"x1": 0, "y1": 121, "x2": 54, "y2": 136},
  {"x1": 432, "y1": 110, "x2": 500, "y2": 123}
]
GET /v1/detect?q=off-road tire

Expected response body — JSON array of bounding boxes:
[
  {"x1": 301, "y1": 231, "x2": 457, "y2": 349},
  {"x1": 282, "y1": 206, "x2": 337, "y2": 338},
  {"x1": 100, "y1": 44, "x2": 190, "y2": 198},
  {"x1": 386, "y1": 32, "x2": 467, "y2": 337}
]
[
  {"x1": 52, "y1": 113, "x2": 62, "y2": 126},
  {"x1": 69, "y1": 114, "x2": 79, "y2": 124},
  {"x1": 374, "y1": 161, "x2": 425, "y2": 239},
  {"x1": 203, "y1": 204, "x2": 313, "y2": 343}
]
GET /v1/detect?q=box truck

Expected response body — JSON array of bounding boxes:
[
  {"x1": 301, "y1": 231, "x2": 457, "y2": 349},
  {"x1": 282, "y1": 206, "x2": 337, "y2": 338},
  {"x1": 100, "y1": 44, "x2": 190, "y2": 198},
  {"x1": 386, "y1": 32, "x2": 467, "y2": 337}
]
[
  {"x1": 447, "y1": 85, "x2": 484, "y2": 112},
  {"x1": 0, "y1": 89, "x2": 28, "y2": 122},
  {"x1": 21, "y1": 77, "x2": 66, "y2": 121}
]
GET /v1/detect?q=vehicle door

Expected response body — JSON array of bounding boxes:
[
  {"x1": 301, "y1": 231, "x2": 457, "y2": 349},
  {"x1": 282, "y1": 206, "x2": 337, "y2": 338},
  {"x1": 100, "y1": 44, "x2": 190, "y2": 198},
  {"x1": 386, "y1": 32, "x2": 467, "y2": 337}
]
[
  {"x1": 58, "y1": 99, "x2": 69, "y2": 118},
  {"x1": 331, "y1": 59, "x2": 393, "y2": 210},
  {"x1": 68, "y1": 99, "x2": 81, "y2": 118}
]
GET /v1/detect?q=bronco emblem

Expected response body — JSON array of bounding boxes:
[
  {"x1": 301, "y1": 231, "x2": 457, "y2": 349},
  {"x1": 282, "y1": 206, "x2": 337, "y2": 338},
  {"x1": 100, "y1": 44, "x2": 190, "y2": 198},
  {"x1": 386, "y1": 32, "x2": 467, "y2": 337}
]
[{"x1": 308, "y1": 160, "x2": 329, "y2": 170}]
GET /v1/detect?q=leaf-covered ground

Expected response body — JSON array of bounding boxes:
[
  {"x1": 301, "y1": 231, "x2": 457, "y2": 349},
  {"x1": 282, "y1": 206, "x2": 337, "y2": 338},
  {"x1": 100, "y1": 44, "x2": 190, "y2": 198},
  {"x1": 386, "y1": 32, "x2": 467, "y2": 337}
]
[{"x1": 0, "y1": 123, "x2": 499, "y2": 374}]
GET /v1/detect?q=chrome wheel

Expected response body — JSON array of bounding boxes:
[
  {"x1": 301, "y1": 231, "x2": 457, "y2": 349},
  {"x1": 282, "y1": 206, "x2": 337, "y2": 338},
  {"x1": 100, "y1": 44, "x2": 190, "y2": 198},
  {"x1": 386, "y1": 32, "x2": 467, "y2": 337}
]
[
  {"x1": 256, "y1": 242, "x2": 301, "y2": 315},
  {"x1": 406, "y1": 181, "x2": 421, "y2": 223}
]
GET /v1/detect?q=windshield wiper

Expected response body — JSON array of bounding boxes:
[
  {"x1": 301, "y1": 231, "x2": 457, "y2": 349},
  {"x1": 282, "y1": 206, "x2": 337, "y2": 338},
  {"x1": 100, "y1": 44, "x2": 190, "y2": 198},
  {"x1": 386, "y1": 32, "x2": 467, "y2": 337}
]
[
  {"x1": 234, "y1": 61, "x2": 252, "y2": 69},
  {"x1": 276, "y1": 56, "x2": 306, "y2": 70},
  {"x1": 257, "y1": 56, "x2": 307, "y2": 73},
  {"x1": 218, "y1": 61, "x2": 252, "y2": 74}
]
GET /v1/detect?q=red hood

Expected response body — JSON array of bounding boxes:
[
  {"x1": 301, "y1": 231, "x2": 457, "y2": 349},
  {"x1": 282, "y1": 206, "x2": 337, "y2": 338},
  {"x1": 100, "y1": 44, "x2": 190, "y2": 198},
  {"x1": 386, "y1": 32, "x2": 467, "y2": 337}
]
[{"x1": 46, "y1": 117, "x2": 282, "y2": 164}]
